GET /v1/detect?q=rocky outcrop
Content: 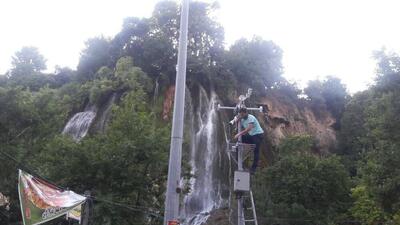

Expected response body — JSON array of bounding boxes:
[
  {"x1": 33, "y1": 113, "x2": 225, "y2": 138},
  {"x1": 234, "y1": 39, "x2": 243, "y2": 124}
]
[
  {"x1": 258, "y1": 92, "x2": 336, "y2": 154},
  {"x1": 163, "y1": 85, "x2": 175, "y2": 121}
]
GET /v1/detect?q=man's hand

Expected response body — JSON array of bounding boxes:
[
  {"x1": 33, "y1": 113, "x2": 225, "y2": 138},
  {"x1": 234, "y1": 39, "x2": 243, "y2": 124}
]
[{"x1": 234, "y1": 124, "x2": 253, "y2": 140}]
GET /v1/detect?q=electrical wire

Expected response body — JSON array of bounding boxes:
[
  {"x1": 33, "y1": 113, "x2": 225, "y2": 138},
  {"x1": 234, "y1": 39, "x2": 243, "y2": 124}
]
[
  {"x1": 0, "y1": 148, "x2": 163, "y2": 218},
  {"x1": 90, "y1": 196, "x2": 162, "y2": 218},
  {"x1": 0, "y1": 147, "x2": 65, "y2": 189}
]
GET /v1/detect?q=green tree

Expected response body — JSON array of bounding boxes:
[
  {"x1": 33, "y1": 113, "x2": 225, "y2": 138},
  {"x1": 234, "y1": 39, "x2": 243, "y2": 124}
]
[
  {"x1": 53, "y1": 66, "x2": 76, "y2": 87},
  {"x1": 113, "y1": 56, "x2": 153, "y2": 93},
  {"x1": 0, "y1": 74, "x2": 7, "y2": 87},
  {"x1": 320, "y1": 76, "x2": 348, "y2": 123},
  {"x1": 373, "y1": 49, "x2": 400, "y2": 91},
  {"x1": 338, "y1": 50, "x2": 400, "y2": 223},
  {"x1": 304, "y1": 79, "x2": 325, "y2": 107},
  {"x1": 11, "y1": 46, "x2": 47, "y2": 76},
  {"x1": 350, "y1": 185, "x2": 386, "y2": 225},
  {"x1": 254, "y1": 136, "x2": 351, "y2": 225},
  {"x1": 305, "y1": 76, "x2": 348, "y2": 128},
  {"x1": 6, "y1": 47, "x2": 55, "y2": 91},
  {"x1": 254, "y1": 155, "x2": 351, "y2": 225},
  {"x1": 276, "y1": 135, "x2": 315, "y2": 159},
  {"x1": 83, "y1": 56, "x2": 153, "y2": 106},
  {"x1": 227, "y1": 37, "x2": 283, "y2": 96},
  {"x1": 77, "y1": 37, "x2": 112, "y2": 81},
  {"x1": 361, "y1": 142, "x2": 400, "y2": 214},
  {"x1": 115, "y1": 0, "x2": 227, "y2": 91}
]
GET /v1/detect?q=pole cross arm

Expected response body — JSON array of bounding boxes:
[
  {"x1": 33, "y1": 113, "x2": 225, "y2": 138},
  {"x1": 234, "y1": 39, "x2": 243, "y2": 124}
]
[{"x1": 217, "y1": 104, "x2": 263, "y2": 113}]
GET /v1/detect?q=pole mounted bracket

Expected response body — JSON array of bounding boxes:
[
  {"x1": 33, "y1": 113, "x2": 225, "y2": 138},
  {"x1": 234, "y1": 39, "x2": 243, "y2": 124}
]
[
  {"x1": 217, "y1": 104, "x2": 263, "y2": 113},
  {"x1": 217, "y1": 88, "x2": 262, "y2": 113}
]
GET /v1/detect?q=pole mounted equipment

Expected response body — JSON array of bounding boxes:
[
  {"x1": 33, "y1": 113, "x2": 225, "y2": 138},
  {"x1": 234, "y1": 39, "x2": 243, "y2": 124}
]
[{"x1": 218, "y1": 88, "x2": 260, "y2": 225}]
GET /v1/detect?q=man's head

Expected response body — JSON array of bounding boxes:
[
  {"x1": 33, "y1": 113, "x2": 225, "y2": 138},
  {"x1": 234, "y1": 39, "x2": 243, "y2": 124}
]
[{"x1": 239, "y1": 107, "x2": 248, "y2": 119}]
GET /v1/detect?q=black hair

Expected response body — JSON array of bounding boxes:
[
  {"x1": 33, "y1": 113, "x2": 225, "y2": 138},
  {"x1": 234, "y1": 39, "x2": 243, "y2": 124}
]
[{"x1": 239, "y1": 107, "x2": 247, "y2": 113}]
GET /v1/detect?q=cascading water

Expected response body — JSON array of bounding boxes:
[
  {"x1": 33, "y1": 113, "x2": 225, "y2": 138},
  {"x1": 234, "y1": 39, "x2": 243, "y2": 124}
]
[
  {"x1": 93, "y1": 93, "x2": 117, "y2": 133},
  {"x1": 62, "y1": 107, "x2": 96, "y2": 141},
  {"x1": 182, "y1": 87, "x2": 231, "y2": 225},
  {"x1": 153, "y1": 76, "x2": 160, "y2": 104}
]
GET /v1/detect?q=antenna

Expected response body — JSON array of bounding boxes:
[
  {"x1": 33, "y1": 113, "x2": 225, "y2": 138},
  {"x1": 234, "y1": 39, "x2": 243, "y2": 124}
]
[{"x1": 218, "y1": 88, "x2": 262, "y2": 125}]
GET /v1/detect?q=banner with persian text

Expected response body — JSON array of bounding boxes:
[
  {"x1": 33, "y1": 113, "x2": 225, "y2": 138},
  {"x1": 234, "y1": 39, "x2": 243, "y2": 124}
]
[{"x1": 18, "y1": 170, "x2": 86, "y2": 225}]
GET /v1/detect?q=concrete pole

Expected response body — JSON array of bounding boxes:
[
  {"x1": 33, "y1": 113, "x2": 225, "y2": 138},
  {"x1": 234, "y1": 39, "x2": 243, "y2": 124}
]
[{"x1": 163, "y1": 0, "x2": 190, "y2": 224}]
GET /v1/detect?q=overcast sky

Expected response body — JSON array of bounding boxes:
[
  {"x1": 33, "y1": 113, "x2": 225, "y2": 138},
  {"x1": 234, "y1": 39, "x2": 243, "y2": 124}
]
[{"x1": 1, "y1": 0, "x2": 400, "y2": 92}]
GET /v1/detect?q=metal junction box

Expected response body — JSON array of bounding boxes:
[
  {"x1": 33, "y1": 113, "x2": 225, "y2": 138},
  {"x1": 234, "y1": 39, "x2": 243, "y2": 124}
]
[{"x1": 234, "y1": 170, "x2": 250, "y2": 192}]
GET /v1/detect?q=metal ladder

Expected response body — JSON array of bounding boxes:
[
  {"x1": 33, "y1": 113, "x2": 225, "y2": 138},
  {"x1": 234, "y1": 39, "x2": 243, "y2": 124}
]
[
  {"x1": 242, "y1": 190, "x2": 258, "y2": 225},
  {"x1": 218, "y1": 89, "x2": 262, "y2": 225},
  {"x1": 228, "y1": 142, "x2": 259, "y2": 225}
]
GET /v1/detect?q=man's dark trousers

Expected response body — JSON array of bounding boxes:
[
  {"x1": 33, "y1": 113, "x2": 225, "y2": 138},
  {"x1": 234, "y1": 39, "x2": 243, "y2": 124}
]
[{"x1": 242, "y1": 133, "x2": 263, "y2": 172}]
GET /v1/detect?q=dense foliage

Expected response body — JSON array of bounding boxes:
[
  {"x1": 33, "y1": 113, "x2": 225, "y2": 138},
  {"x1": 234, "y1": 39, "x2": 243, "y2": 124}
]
[
  {"x1": 305, "y1": 77, "x2": 348, "y2": 121},
  {"x1": 253, "y1": 135, "x2": 352, "y2": 225},
  {"x1": 1, "y1": 1, "x2": 400, "y2": 225},
  {"x1": 337, "y1": 49, "x2": 400, "y2": 224},
  {"x1": 0, "y1": 52, "x2": 170, "y2": 225}
]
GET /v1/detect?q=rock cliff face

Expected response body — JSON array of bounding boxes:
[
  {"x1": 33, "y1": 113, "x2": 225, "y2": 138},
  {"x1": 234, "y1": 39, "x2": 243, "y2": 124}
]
[
  {"x1": 258, "y1": 92, "x2": 337, "y2": 154},
  {"x1": 162, "y1": 86, "x2": 337, "y2": 155},
  {"x1": 163, "y1": 85, "x2": 175, "y2": 121}
]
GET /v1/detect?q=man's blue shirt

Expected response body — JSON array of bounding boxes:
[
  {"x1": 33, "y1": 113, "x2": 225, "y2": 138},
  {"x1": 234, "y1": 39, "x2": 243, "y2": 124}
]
[{"x1": 241, "y1": 114, "x2": 264, "y2": 136}]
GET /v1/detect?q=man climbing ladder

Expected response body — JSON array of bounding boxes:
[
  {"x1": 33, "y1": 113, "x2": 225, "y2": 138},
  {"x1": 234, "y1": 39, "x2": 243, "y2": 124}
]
[
  {"x1": 218, "y1": 89, "x2": 262, "y2": 225},
  {"x1": 234, "y1": 107, "x2": 264, "y2": 174}
]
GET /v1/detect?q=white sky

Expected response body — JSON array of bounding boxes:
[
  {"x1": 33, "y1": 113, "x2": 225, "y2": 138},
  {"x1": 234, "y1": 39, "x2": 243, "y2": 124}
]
[{"x1": 1, "y1": 0, "x2": 400, "y2": 92}]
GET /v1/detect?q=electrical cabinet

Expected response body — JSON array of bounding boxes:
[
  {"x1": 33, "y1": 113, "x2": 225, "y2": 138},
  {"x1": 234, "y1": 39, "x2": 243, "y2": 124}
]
[{"x1": 234, "y1": 170, "x2": 250, "y2": 192}]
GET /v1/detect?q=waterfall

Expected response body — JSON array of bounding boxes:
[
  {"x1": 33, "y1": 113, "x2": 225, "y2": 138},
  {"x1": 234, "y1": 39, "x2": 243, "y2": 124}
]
[
  {"x1": 153, "y1": 76, "x2": 160, "y2": 104},
  {"x1": 62, "y1": 107, "x2": 96, "y2": 141},
  {"x1": 93, "y1": 93, "x2": 117, "y2": 133},
  {"x1": 182, "y1": 87, "x2": 230, "y2": 225}
]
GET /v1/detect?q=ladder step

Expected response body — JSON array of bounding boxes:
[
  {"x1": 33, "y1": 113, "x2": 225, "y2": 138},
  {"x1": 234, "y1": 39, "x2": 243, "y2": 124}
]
[{"x1": 244, "y1": 219, "x2": 255, "y2": 222}]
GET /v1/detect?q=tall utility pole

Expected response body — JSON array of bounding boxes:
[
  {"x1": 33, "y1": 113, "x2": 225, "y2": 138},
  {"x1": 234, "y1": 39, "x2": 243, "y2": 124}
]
[{"x1": 163, "y1": 0, "x2": 190, "y2": 224}]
